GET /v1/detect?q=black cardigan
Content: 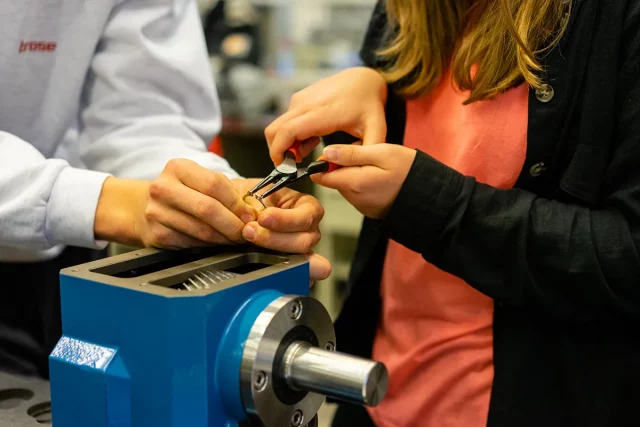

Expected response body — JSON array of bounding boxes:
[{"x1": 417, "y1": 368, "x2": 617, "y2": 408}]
[{"x1": 326, "y1": 0, "x2": 640, "y2": 426}]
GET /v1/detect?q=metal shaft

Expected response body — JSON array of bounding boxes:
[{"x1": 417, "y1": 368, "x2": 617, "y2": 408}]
[{"x1": 280, "y1": 341, "x2": 388, "y2": 407}]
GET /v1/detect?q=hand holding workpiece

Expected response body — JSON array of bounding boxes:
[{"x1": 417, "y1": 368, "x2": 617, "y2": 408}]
[
  {"x1": 232, "y1": 178, "x2": 332, "y2": 283},
  {"x1": 265, "y1": 67, "x2": 389, "y2": 165},
  {"x1": 311, "y1": 143, "x2": 417, "y2": 220},
  {"x1": 95, "y1": 159, "x2": 256, "y2": 249}
]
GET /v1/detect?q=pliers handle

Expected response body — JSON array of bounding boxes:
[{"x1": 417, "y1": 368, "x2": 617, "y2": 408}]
[{"x1": 246, "y1": 140, "x2": 340, "y2": 202}]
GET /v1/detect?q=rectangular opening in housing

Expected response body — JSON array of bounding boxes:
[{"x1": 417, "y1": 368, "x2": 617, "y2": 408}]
[
  {"x1": 90, "y1": 247, "x2": 253, "y2": 278},
  {"x1": 149, "y1": 252, "x2": 288, "y2": 291}
]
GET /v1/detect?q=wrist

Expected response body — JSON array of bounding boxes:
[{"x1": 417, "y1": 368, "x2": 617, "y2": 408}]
[
  {"x1": 386, "y1": 151, "x2": 463, "y2": 253},
  {"x1": 94, "y1": 176, "x2": 150, "y2": 246}
]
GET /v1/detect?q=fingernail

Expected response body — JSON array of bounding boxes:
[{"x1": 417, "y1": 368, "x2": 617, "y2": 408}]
[
  {"x1": 243, "y1": 225, "x2": 256, "y2": 241},
  {"x1": 323, "y1": 147, "x2": 339, "y2": 162},
  {"x1": 241, "y1": 214, "x2": 254, "y2": 224},
  {"x1": 261, "y1": 216, "x2": 275, "y2": 229}
]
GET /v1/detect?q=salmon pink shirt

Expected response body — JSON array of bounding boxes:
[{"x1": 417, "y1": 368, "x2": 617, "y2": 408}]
[{"x1": 368, "y1": 71, "x2": 529, "y2": 426}]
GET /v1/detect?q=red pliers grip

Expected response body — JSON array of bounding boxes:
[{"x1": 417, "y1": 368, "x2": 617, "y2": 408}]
[{"x1": 287, "y1": 140, "x2": 304, "y2": 163}]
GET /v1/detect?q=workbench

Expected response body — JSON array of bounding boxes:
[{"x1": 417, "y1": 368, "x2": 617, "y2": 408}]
[{"x1": 0, "y1": 372, "x2": 51, "y2": 426}]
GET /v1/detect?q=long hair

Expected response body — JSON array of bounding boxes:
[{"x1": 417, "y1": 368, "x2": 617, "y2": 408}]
[{"x1": 378, "y1": 0, "x2": 571, "y2": 104}]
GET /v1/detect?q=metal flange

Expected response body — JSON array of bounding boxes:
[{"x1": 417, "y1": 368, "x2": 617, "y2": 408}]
[{"x1": 240, "y1": 295, "x2": 335, "y2": 427}]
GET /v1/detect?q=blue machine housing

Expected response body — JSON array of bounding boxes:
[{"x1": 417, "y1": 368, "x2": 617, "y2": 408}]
[{"x1": 49, "y1": 248, "x2": 309, "y2": 427}]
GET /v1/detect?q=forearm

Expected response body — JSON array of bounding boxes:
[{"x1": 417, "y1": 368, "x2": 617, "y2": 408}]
[{"x1": 387, "y1": 150, "x2": 640, "y2": 319}]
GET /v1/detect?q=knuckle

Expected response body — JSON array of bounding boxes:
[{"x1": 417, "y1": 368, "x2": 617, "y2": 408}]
[
  {"x1": 144, "y1": 204, "x2": 160, "y2": 222},
  {"x1": 227, "y1": 195, "x2": 242, "y2": 213},
  {"x1": 148, "y1": 180, "x2": 166, "y2": 200},
  {"x1": 290, "y1": 91, "x2": 303, "y2": 107},
  {"x1": 205, "y1": 173, "x2": 222, "y2": 196},
  {"x1": 348, "y1": 181, "x2": 364, "y2": 195},
  {"x1": 347, "y1": 149, "x2": 359, "y2": 165},
  {"x1": 264, "y1": 125, "x2": 276, "y2": 142},
  {"x1": 298, "y1": 233, "x2": 319, "y2": 252},
  {"x1": 165, "y1": 158, "x2": 183, "y2": 172},
  {"x1": 153, "y1": 228, "x2": 173, "y2": 246},
  {"x1": 264, "y1": 122, "x2": 278, "y2": 144},
  {"x1": 303, "y1": 215, "x2": 314, "y2": 231},
  {"x1": 195, "y1": 198, "x2": 214, "y2": 219},
  {"x1": 164, "y1": 159, "x2": 177, "y2": 172}
]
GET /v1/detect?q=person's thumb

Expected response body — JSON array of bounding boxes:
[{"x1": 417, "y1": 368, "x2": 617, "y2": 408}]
[
  {"x1": 361, "y1": 113, "x2": 387, "y2": 146},
  {"x1": 322, "y1": 144, "x2": 384, "y2": 167}
]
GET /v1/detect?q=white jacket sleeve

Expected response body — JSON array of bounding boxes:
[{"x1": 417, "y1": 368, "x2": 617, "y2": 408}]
[
  {"x1": 0, "y1": 0, "x2": 237, "y2": 260},
  {"x1": 0, "y1": 131, "x2": 110, "y2": 256},
  {"x1": 76, "y1": 0, "x2": 240, "y2": 180}
]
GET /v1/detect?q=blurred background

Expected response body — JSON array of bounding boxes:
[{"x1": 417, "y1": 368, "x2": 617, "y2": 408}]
[{"x1": 200, "y1": 1, "x2": 376, "y2": 423}]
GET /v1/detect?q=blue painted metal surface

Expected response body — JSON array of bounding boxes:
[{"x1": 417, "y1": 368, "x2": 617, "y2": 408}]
[{"x1": 49, "y1": 259, "x2": 309, "y2": 427}]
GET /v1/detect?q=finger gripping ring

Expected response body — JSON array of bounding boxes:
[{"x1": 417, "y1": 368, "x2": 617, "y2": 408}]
[{"x1": 243, "y1": 193, "x2": 267, "y2": 211}]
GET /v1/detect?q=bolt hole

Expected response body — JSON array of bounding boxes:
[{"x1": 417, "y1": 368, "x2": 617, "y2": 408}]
[
  {"x1": 27, "y1": 401, "x2": 52, "y2": 424},
  {"x1": 0, "y1": 388, "x2": 34, "y2": 410},
  {"x1": 325, "y1": 341, "x2": 335, "y2": 352},
  {"x1": 289, "y1": 301, "x2": 303, "y2": 320},
  {"x1": 291, "y1": 409, "x2": 304, "y2": 427},
  {"x1": 253, "y1": 371, "x2": 268, "y2": 392}
]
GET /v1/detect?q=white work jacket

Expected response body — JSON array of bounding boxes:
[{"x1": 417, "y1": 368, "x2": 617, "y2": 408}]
[{"x1": 0, "y1": 0, "x2": 239, "y2": 261}]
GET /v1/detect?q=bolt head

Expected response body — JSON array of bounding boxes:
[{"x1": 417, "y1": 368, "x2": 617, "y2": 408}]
[
  {"x1": 289, "y1": 301, "x2": 303, "y2": 320},
  {"x1": 291, "y1": 409, "x2": 304, "y2": 427},
  {"x1": 253, "y1": 371, "x2": 268, "y2": 392}
]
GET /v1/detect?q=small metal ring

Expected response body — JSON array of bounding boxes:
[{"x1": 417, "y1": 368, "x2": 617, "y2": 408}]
[{"x1": 243, "y1": 193, "x2": 267, "y2": 211}]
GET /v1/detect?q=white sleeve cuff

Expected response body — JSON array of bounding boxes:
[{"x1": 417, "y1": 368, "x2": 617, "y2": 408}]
[{"x1": 46, "y1": 167, "x2": 111, "y2": 249}]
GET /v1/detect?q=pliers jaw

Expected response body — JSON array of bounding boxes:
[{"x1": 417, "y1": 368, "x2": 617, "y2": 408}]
[
  {"x1": 245, "y1": 152, "x2": 299, "y2": 203},
  {"x1": 246, "y1": 153, "x2": 297, "y2": 195},
  {"x1": 254, "y1": 158, "x2": 336, "y2": 201},
  {"x1": 254, "y1": 168, "x2": 306, "y2": 201},
  {"x1": 245, "y1": 139, "x2": 339, "y2": 202},
  {"x1": 246, "y1": 170, "x2": 280, "y2": 197}
]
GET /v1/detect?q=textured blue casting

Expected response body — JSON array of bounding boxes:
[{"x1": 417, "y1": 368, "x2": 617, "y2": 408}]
[{"x1": 49, "y1": 262, "x2": 309, "y2": 427}]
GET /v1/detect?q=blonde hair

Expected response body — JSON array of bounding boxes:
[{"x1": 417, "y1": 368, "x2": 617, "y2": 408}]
[{"x1": 379, "y1": 0, "x2": 571, "y2": 104}]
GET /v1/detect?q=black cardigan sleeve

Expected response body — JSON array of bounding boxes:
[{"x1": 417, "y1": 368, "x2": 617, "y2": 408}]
[{"x1": 386, "y1": 4, "x2": 640, "y2": 321}]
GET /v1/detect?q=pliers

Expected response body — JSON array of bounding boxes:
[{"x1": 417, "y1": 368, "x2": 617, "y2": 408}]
[{"x1": 245, "y1": 140, "x2": 339, "y2": 203}]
